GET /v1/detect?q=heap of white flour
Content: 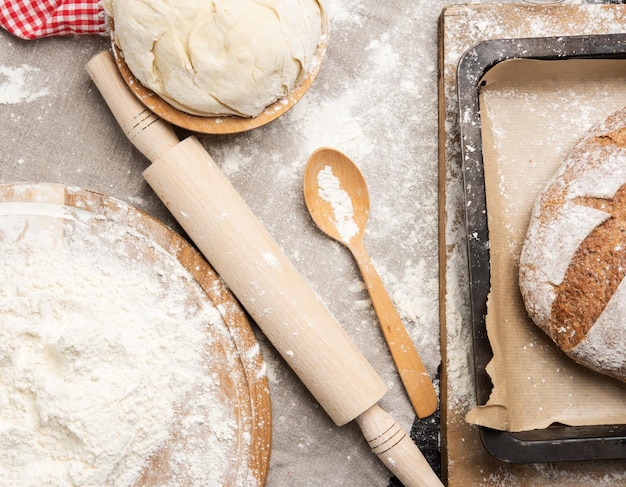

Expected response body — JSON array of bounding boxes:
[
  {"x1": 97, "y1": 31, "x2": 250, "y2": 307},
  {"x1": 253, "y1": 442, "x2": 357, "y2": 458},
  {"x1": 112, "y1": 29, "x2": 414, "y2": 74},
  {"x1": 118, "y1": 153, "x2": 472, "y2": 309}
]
[{"x1": 0, "y1": 205, "x2": 231, "y2": 486}]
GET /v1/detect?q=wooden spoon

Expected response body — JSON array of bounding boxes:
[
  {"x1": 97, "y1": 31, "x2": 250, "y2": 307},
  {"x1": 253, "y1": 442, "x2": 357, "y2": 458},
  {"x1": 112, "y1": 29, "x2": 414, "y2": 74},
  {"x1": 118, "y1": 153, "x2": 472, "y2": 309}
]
[{"x1": 303, "y1": 147, "x2": 438, "y2": 419}]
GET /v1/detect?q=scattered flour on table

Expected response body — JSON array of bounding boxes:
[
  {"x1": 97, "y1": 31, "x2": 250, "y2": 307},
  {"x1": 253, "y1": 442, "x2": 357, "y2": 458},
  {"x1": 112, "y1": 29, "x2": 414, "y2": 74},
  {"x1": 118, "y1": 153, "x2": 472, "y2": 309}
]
[
  {"x1": 0, "y1": 64, "x2": 49, "y2": 104},
  {"x1": 316, "y1": 165, "x2": 359, "y2": 243},
  {"x1": 0, "y1": 205, "x2": 240, "y2": 486}
]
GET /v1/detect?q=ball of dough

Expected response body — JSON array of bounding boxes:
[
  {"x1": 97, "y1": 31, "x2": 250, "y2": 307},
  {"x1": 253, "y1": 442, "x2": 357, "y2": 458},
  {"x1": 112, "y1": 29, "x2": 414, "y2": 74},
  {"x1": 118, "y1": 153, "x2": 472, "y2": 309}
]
[{"x1": 105, "y1": 0, "x2": 324, "y2": 117}]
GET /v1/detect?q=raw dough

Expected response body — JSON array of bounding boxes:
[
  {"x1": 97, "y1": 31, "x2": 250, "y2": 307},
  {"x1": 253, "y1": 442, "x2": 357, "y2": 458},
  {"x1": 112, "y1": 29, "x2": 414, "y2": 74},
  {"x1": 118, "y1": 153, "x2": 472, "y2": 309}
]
[{"x1": 105, "y1": 0, "x2": 324, "y2": 117}]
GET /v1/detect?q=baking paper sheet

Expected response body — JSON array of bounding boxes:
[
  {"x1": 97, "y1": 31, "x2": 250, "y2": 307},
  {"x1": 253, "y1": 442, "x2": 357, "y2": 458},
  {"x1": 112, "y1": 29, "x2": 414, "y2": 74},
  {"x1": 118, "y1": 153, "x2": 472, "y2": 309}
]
[{"x1": 466, "y1": 58, "x2": 626, "y2": 432}]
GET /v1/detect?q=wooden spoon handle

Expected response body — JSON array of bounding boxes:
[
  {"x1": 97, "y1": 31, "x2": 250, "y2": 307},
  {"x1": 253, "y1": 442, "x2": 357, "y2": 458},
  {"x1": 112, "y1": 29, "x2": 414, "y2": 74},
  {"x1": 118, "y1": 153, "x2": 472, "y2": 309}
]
[
  {"x1": 357, "y1": 405, "x2": 443, "y2": 487},
  {"x1": 350, "y1": 239, "x2": 438, "y2": 419}
]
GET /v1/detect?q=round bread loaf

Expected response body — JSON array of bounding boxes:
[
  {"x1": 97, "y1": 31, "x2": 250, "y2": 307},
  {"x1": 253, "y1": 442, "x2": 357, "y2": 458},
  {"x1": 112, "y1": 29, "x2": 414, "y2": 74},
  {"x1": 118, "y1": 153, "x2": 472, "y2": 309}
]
[{"x1": 519, "y1": 106, "x2": 626, "y2": 383}]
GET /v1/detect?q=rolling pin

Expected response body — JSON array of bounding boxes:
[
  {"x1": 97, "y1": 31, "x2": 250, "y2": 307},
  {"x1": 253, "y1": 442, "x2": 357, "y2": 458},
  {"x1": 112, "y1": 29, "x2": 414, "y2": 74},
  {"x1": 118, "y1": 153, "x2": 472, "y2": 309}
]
[{"x1": 86, "y1": 51, "x2": 442, "y2": 487}]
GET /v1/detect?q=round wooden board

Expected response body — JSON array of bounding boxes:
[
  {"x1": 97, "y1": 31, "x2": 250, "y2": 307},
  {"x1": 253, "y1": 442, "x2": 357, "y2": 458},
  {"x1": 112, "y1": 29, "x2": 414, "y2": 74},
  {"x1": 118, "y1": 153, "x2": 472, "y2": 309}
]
[
  {"x1": 109, "y1": 7, "x2": 328, "y2": 135},
  {"x1": 0, "y1": 182, "x2": 272, "y2": 486}
]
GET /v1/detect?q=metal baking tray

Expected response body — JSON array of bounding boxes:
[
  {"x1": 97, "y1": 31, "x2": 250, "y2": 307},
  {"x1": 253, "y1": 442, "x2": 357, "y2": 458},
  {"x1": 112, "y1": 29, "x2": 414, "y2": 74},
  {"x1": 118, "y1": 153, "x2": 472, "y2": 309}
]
[{"x1": 457, "y1": 33, "x2": 626, "y2": 463}]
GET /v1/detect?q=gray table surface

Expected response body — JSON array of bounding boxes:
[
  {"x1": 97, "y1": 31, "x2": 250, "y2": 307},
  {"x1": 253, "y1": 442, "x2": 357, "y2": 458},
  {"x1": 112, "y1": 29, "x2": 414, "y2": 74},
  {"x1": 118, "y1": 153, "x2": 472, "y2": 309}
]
[{"x1": 0, "y1": 1, "x2": 611, "y2": 485}]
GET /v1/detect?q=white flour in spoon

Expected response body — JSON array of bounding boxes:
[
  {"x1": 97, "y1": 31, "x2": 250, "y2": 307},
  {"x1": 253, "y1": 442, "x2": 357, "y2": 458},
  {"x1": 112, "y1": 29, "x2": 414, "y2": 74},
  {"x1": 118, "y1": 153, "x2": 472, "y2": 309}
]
[
  {"x1": 316, "y1": 165, "x2": 359, "y2": 243},
  {"x1": 0, "y1": 206, "x2": 236, "y2": 487}
]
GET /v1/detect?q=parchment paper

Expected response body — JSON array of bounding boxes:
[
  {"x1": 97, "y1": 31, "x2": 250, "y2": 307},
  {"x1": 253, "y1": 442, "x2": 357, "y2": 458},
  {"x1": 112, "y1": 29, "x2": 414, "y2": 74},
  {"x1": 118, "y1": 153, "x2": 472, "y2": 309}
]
[{"x1": 466, "y1": 58, "x2": 626, "y2": 432}]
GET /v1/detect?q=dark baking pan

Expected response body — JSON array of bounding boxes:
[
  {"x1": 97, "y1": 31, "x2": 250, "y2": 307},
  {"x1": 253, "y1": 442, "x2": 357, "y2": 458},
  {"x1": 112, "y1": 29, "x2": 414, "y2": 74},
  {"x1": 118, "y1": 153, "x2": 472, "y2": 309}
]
[{"x1": 457, "y1": 33, "x2": 626, "y2": 463}]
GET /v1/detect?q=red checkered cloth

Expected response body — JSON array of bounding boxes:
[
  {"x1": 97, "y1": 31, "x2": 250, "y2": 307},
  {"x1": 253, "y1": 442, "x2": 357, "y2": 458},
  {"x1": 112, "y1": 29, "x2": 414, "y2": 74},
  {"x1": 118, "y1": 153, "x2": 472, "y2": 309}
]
[{"x1": 0, "y1": 0, "x2": 107, "y2": 39}]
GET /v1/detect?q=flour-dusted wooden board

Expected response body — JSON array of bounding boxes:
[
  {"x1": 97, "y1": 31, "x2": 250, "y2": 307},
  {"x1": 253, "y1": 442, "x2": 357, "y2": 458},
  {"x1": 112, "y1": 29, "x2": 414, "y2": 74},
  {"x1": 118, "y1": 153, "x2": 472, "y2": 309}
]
[
  {"x1": 0, "y1": 183, "x2": 272, "y2": 486},
  {"x1": 438, "y1": 4, "x2": 626, "y2": 486}
]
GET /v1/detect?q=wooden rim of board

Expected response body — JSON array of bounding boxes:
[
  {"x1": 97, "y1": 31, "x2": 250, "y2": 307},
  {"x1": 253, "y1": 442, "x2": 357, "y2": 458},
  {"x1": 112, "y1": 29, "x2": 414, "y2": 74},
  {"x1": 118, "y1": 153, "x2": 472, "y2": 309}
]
[
  {"x1": 0, "y1": 182, "x2": 272, "y2": 486},
  {"x1": 110, "y1": 7, "x2": 328, "y2": 135}
]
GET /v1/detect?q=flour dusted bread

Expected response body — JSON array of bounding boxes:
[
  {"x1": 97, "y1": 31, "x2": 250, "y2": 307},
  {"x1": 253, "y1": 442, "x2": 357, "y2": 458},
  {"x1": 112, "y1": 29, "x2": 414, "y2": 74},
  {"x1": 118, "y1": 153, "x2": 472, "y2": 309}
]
[
  {"x1": 519, "y1": 106, "x2": 626, "y2": 383},
  {"x1": 104, "y1": 0, "x2": 324, "y2": 118}
]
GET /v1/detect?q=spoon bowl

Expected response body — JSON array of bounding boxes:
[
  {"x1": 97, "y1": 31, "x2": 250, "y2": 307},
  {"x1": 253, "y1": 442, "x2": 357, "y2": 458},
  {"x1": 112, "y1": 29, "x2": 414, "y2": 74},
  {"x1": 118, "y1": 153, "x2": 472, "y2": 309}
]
[
  {"x1": 304, "y1": 148, "x2": 369, "y2": 243},
  {"x1": 303, "y1": 147, "x2": 438, "y2": 419}
]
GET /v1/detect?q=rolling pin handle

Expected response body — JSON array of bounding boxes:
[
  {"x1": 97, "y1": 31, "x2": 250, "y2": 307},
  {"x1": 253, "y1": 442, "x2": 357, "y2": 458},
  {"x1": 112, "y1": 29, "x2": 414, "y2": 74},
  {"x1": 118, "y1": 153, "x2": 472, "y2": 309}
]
[
  {"x1": 85, "y1": 51, "x2": 180, "y2": 162},
  {"x1": 357, "y1": 405, "x2": 443, "y2": 487}
]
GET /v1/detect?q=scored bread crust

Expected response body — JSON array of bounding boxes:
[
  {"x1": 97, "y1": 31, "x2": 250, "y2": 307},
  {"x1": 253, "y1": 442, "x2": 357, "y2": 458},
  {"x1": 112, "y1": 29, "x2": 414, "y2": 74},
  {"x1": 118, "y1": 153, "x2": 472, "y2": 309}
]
[{"x1": 519, "y1": 106, "x2": 626, "y2": 383}]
